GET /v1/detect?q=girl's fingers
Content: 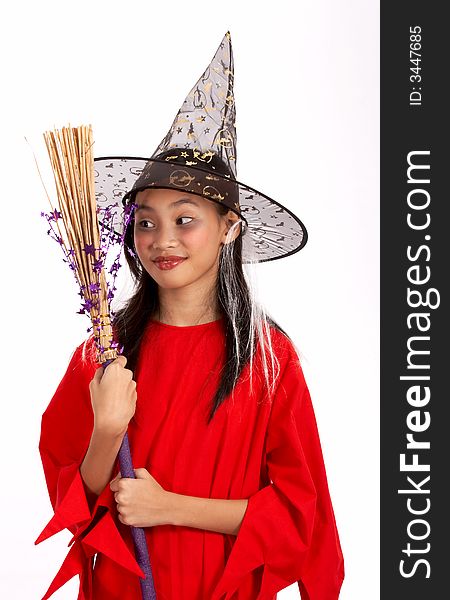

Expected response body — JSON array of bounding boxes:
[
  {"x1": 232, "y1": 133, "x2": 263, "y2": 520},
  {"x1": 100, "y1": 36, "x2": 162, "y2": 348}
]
[
  {"x1": 109, "y1": 355, "x2": 127, "y2": 369},
  {"x1": 92, "y1": 366, "x2": 104, "y2": 382},
  {"x1": 109, "y1": 472, "x2": 122, "y2": 489}
]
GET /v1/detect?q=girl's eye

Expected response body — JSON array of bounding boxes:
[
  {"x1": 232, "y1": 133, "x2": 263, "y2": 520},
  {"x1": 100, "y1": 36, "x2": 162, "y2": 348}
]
[
  {"x1": 177, "y1": 216, "x2": 194, "y2": 225},
  {"x1": 137, "y1": 220, "x2": 153, "y2": 228},
  {"x1": 137, "y1": 217, "x2": 194, "y2": 228}
]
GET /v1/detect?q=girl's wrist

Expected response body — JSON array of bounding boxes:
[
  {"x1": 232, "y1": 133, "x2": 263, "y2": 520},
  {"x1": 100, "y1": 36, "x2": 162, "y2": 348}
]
[
  {"x1": 164, "y1": 491, "x2": 185, "y2": 526},
  {"x1": 93, "y1": 422, "x2": 127, "y2": 441},
  {"x1": 160, "y1": 491, "x2": 249, "y2": 534}
]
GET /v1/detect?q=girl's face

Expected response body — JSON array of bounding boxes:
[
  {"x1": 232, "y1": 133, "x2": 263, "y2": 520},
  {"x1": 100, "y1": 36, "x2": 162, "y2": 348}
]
[{"x1": 133, "y1": 187, "x2": 236, "y2": 291}]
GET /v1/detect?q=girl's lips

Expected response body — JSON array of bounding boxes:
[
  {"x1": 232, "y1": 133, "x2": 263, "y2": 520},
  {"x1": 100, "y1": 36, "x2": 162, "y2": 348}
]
[{"x1": 153, "y1": 257, "x2": 187, "y2": 271}]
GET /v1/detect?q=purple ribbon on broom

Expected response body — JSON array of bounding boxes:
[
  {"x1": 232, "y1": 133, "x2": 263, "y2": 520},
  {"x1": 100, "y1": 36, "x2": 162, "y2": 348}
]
[{"x1": 36, "y1": 125, "x2": 157, "y2": 599}]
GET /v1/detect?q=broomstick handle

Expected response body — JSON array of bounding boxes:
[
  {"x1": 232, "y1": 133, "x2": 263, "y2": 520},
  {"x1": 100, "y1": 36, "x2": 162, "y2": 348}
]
[
  {"x1": 102, "y1": 358, "x2": 157, "y2": 600},
  {"x1": 119, "y1": 434, "x2": 157, "y2": 600}
]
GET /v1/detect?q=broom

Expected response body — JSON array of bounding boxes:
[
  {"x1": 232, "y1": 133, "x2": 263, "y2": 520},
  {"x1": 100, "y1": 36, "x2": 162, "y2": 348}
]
[{"x1": 39, "y1": 124, "x2": 156, "y2": 600}]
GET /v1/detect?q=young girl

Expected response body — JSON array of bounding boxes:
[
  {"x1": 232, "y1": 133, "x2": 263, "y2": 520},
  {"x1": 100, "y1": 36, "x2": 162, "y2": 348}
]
[{"x1": 36, "y1": 33, "x2": 344, "y2": 600}]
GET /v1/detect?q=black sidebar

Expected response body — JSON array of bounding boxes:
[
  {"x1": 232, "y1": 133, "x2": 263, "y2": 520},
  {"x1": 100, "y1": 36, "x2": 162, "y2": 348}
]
[{"x1": 381, "y1": 3, "x2": 448, "y2": 599}]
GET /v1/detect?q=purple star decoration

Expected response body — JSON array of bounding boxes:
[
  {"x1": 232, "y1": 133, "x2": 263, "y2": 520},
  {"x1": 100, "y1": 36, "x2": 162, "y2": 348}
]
[{"x1": 40, "y1": 200, "x2": 137, "y2": 345}]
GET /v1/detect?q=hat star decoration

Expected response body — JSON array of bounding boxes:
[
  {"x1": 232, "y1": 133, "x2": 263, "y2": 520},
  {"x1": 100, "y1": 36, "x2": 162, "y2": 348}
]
[{"x1": 94, "y1": 31, "x2": 307, "y2": 263}]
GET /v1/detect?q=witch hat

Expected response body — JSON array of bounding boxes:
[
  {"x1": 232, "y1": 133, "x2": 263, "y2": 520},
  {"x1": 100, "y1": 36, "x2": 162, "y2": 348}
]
[{"x1": 94, "y1": 31, "x2": 307, "y2": 263}]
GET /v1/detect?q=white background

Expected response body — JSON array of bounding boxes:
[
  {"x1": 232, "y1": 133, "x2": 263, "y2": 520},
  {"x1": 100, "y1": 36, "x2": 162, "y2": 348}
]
[{"x1": 0, "y1": 0, "x2": 379, "y2": 598}]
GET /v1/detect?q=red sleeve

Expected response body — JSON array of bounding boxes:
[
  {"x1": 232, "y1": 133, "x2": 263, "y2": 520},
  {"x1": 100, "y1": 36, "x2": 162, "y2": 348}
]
[
  {"x1": 212, "y1": 337, "x2": 344, "y2": 600},
  {"x1": 35, "y1": 338, "x2": 145, "y2": 600}
]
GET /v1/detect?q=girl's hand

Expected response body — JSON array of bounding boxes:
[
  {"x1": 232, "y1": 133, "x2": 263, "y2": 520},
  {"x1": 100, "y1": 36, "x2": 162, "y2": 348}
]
[
  {"x1": 89, "y1": 355, "x2": 137, "y2": 438},
  {"x1": 109, "y1": 468, "x2": 172, "y2": 527}
]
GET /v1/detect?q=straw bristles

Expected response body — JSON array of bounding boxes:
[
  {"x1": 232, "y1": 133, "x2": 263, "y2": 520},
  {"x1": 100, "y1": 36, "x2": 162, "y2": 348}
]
[{"x1": 43, "y1": 124, "x2": 117, "y2": 364}]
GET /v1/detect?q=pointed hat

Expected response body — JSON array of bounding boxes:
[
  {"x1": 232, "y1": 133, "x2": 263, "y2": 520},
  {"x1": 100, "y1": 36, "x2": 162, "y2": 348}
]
[{"x1": 94, "y1": 32, "x2": 307, "y2": 263}]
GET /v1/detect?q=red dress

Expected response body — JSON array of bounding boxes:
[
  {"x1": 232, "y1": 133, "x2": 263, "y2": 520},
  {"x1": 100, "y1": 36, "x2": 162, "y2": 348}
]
[{"x1": 36, "y1": 316, "x2": 344, "y2": 599}]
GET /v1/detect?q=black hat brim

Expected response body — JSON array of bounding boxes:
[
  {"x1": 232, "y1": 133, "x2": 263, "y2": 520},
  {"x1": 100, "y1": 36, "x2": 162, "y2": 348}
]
[{"x1": 94, "y1": 156, "x2": 308, "y2": 264}]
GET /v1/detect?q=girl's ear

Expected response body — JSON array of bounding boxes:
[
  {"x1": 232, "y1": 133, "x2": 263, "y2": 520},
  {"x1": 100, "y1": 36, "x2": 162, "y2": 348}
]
[{"x1": 222, "y1": 211, "x2": 242, "y2": 244}]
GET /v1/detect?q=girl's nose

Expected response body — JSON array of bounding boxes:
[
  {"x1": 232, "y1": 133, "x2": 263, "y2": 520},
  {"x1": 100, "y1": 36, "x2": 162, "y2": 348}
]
[{"x1": 151, "y1": 222, "x2": 178, "y2": 249}]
